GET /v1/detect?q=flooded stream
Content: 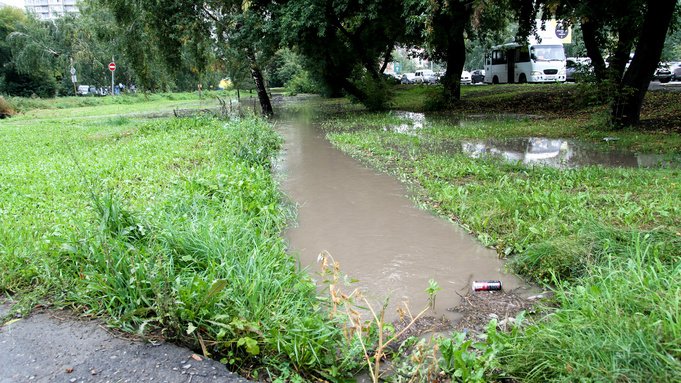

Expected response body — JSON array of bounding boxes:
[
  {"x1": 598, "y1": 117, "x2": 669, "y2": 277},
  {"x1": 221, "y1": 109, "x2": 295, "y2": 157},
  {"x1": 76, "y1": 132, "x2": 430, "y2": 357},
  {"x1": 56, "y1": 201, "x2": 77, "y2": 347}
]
[{"x1": 275, "y1": 108, "x2": 530, "y2": 322}]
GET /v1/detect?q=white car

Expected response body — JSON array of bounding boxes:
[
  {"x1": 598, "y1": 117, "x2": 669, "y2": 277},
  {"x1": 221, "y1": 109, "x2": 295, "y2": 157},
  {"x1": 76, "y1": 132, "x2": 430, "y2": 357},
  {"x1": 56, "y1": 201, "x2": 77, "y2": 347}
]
[
  {"x1": 77, "y1": 85, "x2": 91, "y2": 95},
  {"x1": 461, "y1": 70, "x2": 472, "y2": 85},
  {"x1": 415, "y1": 70, "x2": 438, "y2": 84}
]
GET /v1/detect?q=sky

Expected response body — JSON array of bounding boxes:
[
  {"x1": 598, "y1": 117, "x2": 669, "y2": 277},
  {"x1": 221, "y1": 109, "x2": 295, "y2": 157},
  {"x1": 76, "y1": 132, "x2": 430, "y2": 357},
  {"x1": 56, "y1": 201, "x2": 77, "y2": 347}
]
[{"x1": 3, "y1": 0, "x2": 24, "y2": 8}]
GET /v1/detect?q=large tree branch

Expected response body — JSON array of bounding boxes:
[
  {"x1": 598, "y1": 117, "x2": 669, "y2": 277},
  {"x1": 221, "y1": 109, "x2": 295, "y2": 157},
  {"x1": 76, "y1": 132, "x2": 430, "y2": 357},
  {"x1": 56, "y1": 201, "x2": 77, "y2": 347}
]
[
  {"x1": 580, "y1": 17, "x2": 606, "y2": 81},
  {"x1": 379, "y1": 43, "x2": 392, "y2": 74}
]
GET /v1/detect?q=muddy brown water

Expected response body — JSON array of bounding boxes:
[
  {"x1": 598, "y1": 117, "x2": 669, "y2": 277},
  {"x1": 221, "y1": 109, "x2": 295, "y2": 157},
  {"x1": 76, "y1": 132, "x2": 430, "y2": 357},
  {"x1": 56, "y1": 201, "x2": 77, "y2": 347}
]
[{"x1": 275, "y1": 109, "x2": 531, "y2": 323}]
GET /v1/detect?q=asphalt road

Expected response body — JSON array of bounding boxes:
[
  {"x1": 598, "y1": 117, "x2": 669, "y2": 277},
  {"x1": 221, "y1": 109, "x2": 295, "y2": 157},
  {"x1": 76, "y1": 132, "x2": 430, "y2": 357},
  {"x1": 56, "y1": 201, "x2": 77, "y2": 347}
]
[
  {"x1": 0, "y1": 300, "x2": 251, "y2": 383},
  {"x1": 648, "y1": 80, "x2": 681, "y2": 91}
]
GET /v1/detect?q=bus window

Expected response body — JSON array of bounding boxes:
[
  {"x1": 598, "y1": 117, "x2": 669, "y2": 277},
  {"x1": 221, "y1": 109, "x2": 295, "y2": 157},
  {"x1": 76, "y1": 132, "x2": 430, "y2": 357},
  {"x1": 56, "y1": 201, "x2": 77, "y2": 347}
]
[
  {"x1": 492, "y1": 50, "x2": 506, "y2": 65},
  {"x1": 530, "y1": 45, "x2": 565, "y2": 62},
  {"x1": 518, "y1": 46, "x2": 531, "y2": 62}
]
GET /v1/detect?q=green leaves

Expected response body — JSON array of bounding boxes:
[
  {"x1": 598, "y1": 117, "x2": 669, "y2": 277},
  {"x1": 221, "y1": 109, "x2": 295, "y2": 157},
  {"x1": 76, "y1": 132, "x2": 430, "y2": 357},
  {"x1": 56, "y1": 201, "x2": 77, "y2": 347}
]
[
  {"x1": 237, "y1": 336, "x2": 260, "y2": 355},
  {"x1": 437, "y1": 329, "x2": 501, "y2": 382}
]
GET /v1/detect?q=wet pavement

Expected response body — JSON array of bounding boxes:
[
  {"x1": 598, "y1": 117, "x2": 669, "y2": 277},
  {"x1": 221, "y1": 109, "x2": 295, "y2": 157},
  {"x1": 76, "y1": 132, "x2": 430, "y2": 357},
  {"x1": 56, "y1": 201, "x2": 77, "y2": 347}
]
[{"x1": 276, "y1": 109, "x2": 533, "y2": 322}]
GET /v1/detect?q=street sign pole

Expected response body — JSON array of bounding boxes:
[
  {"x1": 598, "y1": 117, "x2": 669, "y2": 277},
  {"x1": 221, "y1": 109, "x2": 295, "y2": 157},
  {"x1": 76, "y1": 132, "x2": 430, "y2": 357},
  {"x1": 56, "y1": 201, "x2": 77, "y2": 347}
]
[
  {"x1": 110, "y1": 57, "x2": 116, "y2": 97},
  {"x1": 70, "y1": 57, "x2": 77, "y2": 96}
]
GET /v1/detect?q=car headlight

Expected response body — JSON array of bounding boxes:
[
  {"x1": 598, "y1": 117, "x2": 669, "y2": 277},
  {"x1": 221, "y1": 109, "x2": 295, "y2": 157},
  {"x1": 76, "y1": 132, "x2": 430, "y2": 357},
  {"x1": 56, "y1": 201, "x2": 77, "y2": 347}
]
[
  {"x1": 531, "y1": 71, "x2": 542, "y2": 77},
  {"x1": 559, "y1": 68, "x2": 566, "y2": 75}
]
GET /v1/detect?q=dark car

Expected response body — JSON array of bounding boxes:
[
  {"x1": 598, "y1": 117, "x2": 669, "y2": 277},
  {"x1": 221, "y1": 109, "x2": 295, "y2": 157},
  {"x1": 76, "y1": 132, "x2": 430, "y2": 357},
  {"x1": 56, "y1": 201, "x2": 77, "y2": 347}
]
[
  {"x1": 654, "y1": 65, "x2": 672, "y2": 83},
  {"x1": 471, "y1": 69, "x2": 485, "y2": 84},
  {"x1": 400, "y1": 74, "x2": 413, "y2": 84},
  {"x1": 566, "y1": 58, "x2": 577, "y2": 82}
]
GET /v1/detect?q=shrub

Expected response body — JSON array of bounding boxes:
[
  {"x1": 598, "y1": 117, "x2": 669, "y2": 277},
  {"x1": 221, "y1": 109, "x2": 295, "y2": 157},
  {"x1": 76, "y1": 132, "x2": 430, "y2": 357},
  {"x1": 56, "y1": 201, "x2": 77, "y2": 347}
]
[
  {"x1": 0, "y1": 96, "x2": 16, "y2": 118},
  {"x1": 351, "y1": 73, "x2": 392, "y2": 111},
  {"x1": 285, "y1": 71, "x2": 319, "y2": 95}
]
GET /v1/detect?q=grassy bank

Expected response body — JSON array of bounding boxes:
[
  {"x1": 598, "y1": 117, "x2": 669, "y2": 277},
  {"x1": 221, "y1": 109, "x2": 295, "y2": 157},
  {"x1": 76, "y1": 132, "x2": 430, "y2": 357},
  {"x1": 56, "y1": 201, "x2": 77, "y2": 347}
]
[
  {"x1": 0, "y1": 101, "x2": 363, "y2": 380},
  {"x1": 322, "y1": 94, "x2": 681, "y2": 380}
]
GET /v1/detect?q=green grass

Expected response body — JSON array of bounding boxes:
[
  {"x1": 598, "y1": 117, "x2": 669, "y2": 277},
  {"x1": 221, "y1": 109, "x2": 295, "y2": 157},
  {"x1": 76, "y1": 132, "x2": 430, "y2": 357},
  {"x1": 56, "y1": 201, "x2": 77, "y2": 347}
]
[
  {"x1": 497, "y1": 234, "x2": 681, "y2": 382},
  {"x1": 0, "y1": 101, "x2": 361, "y2": 380},
  {"x1": 5, "y1": 90, "x2": 235, "y2": 112},
  {"x1": 321, "y1": 108, "x2": 681, "y2": 154}
]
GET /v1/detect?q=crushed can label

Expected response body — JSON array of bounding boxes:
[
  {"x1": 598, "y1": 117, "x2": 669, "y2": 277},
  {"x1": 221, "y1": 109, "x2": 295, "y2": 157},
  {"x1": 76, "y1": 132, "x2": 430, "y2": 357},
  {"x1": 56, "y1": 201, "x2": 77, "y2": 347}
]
[{"x1": 472, "y1": 280, "x2": 503, "y2": 291}]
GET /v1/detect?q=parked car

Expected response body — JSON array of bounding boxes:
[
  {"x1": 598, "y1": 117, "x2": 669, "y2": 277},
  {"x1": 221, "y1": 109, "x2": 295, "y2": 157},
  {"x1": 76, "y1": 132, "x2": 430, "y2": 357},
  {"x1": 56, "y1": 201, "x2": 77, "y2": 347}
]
[
  {"x1": 566, "y1": 57, "x2": 592, "y2": 82},
  {"x1": 471, "y1": 69, "x2": 485, "y2": 84},
  {"x1": 673, "y1": 66, "x2": 681, "y2": 82},
  {"x1": 654, "y1": 64, "x2": 672, "y2": 83},
  {"x1": 400, "y1": 73, "x2": 416, "y2": 84},
  {"x1": 460, "y1": 70, "x2": 472, "y2": 85},
  {"x1": 414, "y1": 69, "x2": 437, "y2": 84},
  {"x1": 566, "y1": 58, "x2": 577, "y2": 82},
  {"x1": 77, "y1": 85, "x2": 91, "y2": 95}
]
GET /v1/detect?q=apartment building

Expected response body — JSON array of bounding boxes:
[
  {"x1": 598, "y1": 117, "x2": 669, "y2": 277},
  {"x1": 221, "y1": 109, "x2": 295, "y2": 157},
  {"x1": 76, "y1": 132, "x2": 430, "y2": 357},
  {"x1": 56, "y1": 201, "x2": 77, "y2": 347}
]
[{"x1": 25, "y1": 0, "x2": 79, "y2": 20}]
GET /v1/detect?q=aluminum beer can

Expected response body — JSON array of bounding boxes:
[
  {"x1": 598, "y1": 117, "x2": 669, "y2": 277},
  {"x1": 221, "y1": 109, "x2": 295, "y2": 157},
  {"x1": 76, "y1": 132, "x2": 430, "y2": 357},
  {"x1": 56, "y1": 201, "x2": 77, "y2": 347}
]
[{"x1": 472, "y1": 280, "x2": 502, "y2": 291}]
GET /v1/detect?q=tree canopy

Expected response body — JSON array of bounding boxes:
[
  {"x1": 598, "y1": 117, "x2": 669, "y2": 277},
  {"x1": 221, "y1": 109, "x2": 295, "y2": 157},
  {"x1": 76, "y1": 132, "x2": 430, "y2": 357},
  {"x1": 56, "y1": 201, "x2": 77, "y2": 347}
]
[{"x1": 3, "y1": 0, "x2": 680, "y2": 126}]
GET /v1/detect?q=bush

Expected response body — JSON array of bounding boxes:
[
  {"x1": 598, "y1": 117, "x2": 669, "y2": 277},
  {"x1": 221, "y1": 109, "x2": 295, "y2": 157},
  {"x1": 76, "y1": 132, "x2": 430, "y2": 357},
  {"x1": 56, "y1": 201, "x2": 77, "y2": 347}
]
[
  {"x1": 285, "y1": 71, "x2": 319, "y2": 95},
  {"x1": 351, "y1": 73, "x2": 392, "y2": 111},
  {"x1": 1, "y1": 68, "x2": 58, "y2": 98},
  {"x1": 0, "y1": 96, "x2": 16, "y2": 118}
]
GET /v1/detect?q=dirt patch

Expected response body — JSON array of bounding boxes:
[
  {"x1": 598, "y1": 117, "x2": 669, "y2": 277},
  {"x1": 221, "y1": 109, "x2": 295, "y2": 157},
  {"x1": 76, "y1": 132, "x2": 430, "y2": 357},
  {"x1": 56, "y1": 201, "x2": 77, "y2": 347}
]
[
  {"x1": 390, "y1": 315, "x2": 453, "y2": 347},
  {"x1": 386, "y1": 288, "x2": 549, "y2": 344},
  {"x1": 449, "y1": 290, "x2": 551, "y2": 334}
]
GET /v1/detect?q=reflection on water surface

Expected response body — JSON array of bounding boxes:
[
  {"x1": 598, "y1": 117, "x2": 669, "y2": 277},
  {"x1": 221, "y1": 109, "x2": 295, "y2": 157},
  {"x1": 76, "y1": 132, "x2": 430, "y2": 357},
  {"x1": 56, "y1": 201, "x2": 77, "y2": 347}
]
[{"x1": 383, "y1": 111, "x2": 678, "y2": 169}]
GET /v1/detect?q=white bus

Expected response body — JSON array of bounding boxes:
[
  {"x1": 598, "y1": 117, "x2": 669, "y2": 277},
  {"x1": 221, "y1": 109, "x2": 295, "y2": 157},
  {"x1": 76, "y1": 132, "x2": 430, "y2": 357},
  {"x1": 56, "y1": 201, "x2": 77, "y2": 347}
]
[{"x1": 484, "y1": 42, "x2": 566, "y2": 84}]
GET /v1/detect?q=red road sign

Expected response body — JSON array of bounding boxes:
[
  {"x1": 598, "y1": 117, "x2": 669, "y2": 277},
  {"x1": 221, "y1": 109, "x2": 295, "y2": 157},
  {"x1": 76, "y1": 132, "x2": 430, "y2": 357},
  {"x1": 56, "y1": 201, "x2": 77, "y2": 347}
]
[{"x1": 108, "y1": 62, "x2": 116, "y2": 71}]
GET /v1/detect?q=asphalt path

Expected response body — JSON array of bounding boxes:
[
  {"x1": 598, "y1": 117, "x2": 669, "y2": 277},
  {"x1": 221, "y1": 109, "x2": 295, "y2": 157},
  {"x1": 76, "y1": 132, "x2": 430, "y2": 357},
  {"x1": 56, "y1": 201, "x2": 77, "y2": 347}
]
[{"x1": 0, "y1": 300, "x2": 250, "y2": 383}]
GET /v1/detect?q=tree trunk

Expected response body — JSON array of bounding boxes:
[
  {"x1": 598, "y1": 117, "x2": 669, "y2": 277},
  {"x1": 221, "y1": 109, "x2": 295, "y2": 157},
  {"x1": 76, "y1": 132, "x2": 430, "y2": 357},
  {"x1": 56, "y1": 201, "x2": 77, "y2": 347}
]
[
  {"x1": 607, "y1": 25, "x2": 637, "y2": 82},
  {"x1": 246, "y1": 49, "x2": 273, "y2": 118},
  {"x1": 442, "y1": 31, "x2": 465, "y2": 102},
  {"x1": 379, "y1": 44, "x2": 393, "y2": 74},
  {"x1": 611, "y1": 0, "x2": 677, "y2": 127},
  {"x1": 441, "y1": 3, "x2": 468, "y2": 103},
  {"x1": 581, "y1": 18, "x2": 606, "y2": 81},
  {"x1": 327, "y1": 12, "x2": 382, "y2": 80},
  {"x1": 338, "y1": 77, "x2": 370, "y2": 104}
]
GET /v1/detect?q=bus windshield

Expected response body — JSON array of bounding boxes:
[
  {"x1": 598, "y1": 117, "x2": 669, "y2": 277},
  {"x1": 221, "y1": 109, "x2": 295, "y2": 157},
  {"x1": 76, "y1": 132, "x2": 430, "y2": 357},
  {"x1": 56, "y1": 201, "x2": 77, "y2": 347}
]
[{"x1": 531, "y1": 45, "x2": 565, "y2": 62}]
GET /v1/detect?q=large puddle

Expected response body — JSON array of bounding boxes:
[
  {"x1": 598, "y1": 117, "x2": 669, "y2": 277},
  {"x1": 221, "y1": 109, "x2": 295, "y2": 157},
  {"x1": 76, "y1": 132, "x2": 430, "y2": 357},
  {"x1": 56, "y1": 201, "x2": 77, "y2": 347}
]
[
  {"x1": 431, "y1": 137, "x2": 677, "y2": 168},
  {"x1": 275, "y1": 109, "x2": 531, "y2": 322},
  {"x1": 385, "y1": 112, "x2": 679, "y2": 169}
]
